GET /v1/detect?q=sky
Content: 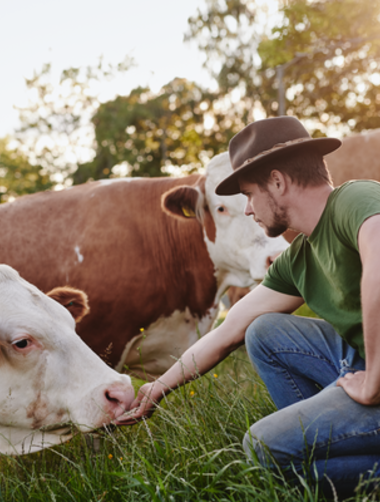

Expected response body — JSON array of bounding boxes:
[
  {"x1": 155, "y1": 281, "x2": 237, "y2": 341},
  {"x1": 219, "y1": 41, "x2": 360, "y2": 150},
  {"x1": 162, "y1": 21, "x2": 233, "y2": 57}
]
[{"x1": 1, "y1": 0, "x2": 214, "y2": 137}]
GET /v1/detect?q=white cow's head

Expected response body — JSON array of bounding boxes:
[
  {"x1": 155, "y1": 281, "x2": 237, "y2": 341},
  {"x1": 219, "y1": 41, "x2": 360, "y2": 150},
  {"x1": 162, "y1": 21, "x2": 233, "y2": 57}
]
[
  {"x1": 162, "y1": 152, "x2": 289, "y2": 291},
  {"x1": 0, "y1": 265, "x2": 135, "y2": 455}
]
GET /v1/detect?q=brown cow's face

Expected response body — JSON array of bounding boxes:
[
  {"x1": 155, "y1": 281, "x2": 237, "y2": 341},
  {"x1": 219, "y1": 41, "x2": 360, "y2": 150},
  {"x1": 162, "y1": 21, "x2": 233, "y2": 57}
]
[{"x1": 162, "y1": 153, "x2": 290, "y2": 288}]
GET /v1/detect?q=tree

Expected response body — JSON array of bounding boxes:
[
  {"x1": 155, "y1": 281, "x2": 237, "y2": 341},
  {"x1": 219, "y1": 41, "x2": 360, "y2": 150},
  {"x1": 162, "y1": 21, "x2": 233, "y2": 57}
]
[
  {"x1": 186, "y1": 0, "x2": 260, "y2": 95},
  {"x1": 187, "y1": 0, "x2": 380, "y2": 133},
  {"x1": 15, "y1": 56, "x2": 134, "y2": 187},
  {"x1": 74, "y1": 78, "x2": 243, "y2": 182},
  {"x1": 0, "y1": 137, "x2": 52, "y2": 203}
]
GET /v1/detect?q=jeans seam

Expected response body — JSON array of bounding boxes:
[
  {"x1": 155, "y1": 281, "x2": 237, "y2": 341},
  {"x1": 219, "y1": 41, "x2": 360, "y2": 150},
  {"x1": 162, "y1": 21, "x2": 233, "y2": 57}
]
[
  {"x1": 270, "y1": 348, "x2": 336, "y2": 366},
  {"x1": 282, "y1": 368, "x2": 306, "y2": 400},
  {"x1": 315, "y1": 427, "x2": 380, "y2": 450},
  {"x1": 283, "y1": 428, "x2": 380, "y2": 462}
]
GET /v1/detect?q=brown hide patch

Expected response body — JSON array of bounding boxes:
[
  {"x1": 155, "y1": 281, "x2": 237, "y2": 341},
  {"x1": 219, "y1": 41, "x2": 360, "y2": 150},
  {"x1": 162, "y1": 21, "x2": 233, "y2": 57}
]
[
  {"x1": 47, "y1": 286, "x2": 90, "y2": 323},
  {"x1": 196, "y1": 177, "x2": 216, "y2": 243},
  {"x1": 161, "y1": 185, "x2": 199, "y2": 220},
  {"x1": 282, "y1": 229, "x2": 299, "y2": 243},
  {"x1": 0, "y1": 174, "x2": 217, "y2": 369},
  {"x1": 203, "y1": 207, "x2": 216, "y2": 243}
]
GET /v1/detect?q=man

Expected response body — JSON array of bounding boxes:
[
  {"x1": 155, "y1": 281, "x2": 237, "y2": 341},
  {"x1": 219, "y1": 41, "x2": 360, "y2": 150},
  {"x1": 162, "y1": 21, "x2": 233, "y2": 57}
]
[{"x1": 125, "y1": 116, "x2": 380, "y2": 495}]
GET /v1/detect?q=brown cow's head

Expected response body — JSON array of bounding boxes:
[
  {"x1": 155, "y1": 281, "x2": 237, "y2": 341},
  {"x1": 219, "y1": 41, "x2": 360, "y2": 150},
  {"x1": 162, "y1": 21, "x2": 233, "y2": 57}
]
[
  {"x1": 161, "y1": 152, "x2": 290, "y2": 289},
  {"x1": 161, "y1": 176, "x2": 217, "y2": 242}
]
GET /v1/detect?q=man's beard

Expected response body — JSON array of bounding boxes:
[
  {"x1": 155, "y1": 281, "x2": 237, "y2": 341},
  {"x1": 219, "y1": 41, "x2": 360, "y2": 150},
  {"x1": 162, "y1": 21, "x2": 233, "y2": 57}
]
[{"x1": 265, "y1": 194, "x2": 289, "y2": 238}]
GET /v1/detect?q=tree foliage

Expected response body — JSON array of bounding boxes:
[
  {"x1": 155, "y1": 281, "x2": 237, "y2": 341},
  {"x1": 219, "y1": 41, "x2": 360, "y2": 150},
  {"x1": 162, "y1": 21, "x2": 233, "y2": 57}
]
[
  {"x1": 74, "y1": 78, "x2": 242, "y2": 183},
  {"x1": 15, "y1": 56, "x2": 134, "y2": 187},
  {"x1": 0, "y1": 138, "x2": 52, "y2": 203},
  {"x1": 187, "y1": 0, "x2": 380, "y2": 133},
  {"x1": 186, "y1": 0, "x2": 259, "y2": 93}
]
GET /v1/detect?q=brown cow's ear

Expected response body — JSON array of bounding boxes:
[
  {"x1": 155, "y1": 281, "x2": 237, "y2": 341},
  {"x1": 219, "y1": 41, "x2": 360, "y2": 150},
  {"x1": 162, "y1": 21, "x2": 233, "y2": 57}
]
[
  {"x1": 47, "y1": 287, "x2": 90, "y2": 323},
  {"x1": 161, "y1": 185, "x2": 200, "y2": 220}
]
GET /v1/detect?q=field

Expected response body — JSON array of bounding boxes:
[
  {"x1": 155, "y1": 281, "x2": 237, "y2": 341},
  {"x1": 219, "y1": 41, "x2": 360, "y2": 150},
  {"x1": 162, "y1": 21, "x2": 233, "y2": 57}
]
[{"x1": 0, "y1": 306, "x2": 377, "y2": 501}]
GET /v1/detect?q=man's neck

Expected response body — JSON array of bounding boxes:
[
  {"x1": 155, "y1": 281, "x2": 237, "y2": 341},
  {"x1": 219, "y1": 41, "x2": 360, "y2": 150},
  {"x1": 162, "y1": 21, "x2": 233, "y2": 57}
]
[{"x1": 287, "y1": 184, "x2": 334, "y2": 237}]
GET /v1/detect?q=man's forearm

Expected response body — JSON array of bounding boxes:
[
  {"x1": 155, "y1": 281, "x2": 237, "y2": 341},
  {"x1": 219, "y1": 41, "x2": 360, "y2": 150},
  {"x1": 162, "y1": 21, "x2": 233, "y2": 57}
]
[
  {"x1": 359, "y1": 268, "x2": 380, "y2": 403},
  {"x1": 153, "y1": 285, "x2": 303, "y2": 396},
  {"x1": 152, "y1": 315, "x2": 245, "y2": 395}
]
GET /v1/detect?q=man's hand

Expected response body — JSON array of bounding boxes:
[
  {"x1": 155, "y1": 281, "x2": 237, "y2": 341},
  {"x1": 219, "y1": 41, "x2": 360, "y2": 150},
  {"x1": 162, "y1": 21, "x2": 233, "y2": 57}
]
[
  {"x1": 337, "y1": 370, "x2": 380, "y2": 406},
  {"x1": 113, "y1": 381, "x2": 168, "y2": 425}
]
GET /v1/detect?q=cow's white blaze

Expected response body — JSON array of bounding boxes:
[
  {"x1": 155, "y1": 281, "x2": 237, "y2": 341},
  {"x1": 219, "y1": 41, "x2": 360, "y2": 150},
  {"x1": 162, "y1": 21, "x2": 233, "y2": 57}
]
[
  {"x1": 74, "y1": 245, "x2": 84, "y2": 263},
  {"x1": 203, "y1": 153, "x2": 289, "y2": 288},
  {"x1": 116, "y1": 305, "x2": 219, "y2": 377},
  {"x1": 0, "y1": 265, "x2": 135, "y2": 455}
]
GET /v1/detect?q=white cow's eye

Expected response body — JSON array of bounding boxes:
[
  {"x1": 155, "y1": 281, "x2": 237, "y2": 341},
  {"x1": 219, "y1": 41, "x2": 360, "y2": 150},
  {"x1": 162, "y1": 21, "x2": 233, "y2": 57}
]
[
  {"x1": 217, "y1": 206, "x2": 225, "y2": 212},
  {"x1": 12, "y1": 339, "x2": 30, "y2": 350}
]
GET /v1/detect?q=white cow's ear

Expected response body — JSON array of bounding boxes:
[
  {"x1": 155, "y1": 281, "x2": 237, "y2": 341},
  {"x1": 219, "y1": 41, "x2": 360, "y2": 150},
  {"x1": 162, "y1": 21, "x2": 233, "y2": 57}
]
[
  {"x1": 161, "y1": 185, "x2": 201, "y2": 220},
  {"x1": 46, "y1": 287, "x2": 90, "y2": 323}
]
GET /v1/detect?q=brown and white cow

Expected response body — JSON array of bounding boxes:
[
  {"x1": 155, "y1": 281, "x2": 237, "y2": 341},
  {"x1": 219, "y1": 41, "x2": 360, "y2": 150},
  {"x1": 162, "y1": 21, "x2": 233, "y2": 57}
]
[
  {"x1": 0, "y1": 153, "x2": 288, "y2": 379},
  {"x1": 327, "y1": 128, "x2": 380, "y2": 186},
  {"x1": 0, "y1": 264, "x2": 135, "y2": 455}
]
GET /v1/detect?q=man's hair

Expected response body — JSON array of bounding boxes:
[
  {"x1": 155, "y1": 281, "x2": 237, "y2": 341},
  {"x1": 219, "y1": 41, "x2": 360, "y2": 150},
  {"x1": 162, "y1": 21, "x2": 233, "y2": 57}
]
[{"x1": 240, "y1": 150, "x2": 333, "y2": 189}]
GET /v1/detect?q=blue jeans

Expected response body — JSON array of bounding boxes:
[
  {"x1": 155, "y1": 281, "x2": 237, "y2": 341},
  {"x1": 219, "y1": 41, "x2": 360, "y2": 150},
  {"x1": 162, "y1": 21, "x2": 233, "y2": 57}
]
[{"x1": 244, "y1": 313, "x2": 380, "y2": 496}]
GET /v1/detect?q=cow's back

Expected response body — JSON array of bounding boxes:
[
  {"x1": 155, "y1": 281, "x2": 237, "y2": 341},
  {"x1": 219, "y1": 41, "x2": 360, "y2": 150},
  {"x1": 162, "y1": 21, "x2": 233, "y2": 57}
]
[
  {"x1": 0, "y1": 177, "x2": 217, "y2": 369},
  {"x1": 327, "y1": 129, "x2": 380, "y2": 186}
]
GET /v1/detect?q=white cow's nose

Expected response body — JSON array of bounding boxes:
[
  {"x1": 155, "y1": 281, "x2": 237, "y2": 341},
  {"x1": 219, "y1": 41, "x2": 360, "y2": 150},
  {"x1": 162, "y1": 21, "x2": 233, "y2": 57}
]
[{"x1": 104, "y1": 382, "x2": 135, "y2": 419}]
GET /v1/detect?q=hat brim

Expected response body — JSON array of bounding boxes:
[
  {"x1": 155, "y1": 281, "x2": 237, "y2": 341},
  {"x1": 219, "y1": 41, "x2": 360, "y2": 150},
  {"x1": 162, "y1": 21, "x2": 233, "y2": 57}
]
[{"x1": 215, "y1": 137, "x2": 342, "y2": 196}]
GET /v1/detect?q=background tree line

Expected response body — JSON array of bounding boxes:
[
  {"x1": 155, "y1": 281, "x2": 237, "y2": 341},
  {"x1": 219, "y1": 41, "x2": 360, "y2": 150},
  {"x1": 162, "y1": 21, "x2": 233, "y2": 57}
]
[{"x1": 1, "y1": 0, "x2": 380, "y2": 202}]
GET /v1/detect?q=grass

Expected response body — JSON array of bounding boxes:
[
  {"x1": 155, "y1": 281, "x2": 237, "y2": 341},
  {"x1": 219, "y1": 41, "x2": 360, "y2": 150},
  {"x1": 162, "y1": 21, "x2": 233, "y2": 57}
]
[{"x1": 0, "y1": 307, "x2": 377, "y2": 501}]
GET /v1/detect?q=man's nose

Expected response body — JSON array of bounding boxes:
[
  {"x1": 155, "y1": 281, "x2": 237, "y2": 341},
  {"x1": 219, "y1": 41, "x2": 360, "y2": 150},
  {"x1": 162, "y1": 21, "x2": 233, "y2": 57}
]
[{"x1": 245, "y1": 201, "x2": 253, "y2": 216}]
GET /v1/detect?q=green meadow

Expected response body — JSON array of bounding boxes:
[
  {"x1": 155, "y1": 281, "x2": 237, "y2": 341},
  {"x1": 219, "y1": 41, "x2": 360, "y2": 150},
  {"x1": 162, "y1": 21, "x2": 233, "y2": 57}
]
[{"x1": 0, "y1": 306, "x2": 376, "y2": 501}]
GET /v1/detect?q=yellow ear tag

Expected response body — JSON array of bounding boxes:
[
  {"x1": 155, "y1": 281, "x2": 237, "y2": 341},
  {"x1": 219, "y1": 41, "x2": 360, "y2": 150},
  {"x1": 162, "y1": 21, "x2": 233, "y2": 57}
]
[{"x1": 182, "y1": 206, "x2": 196, "y2": 218}]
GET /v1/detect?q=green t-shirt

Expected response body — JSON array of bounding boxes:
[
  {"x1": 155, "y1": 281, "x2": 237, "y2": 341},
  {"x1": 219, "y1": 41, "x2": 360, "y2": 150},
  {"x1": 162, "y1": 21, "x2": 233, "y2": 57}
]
[{"x1": 262, "y1": 180, "x2": 380, "y2": 359}]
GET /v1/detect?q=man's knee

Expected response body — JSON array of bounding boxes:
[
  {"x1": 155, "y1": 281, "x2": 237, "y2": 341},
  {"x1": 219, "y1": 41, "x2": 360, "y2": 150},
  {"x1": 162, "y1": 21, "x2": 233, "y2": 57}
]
[
  {"x1": 243, "y1": 407, "x2": 303, "y2": 469},
  {"x1": 245, "y1": 313, "x2": 286, "y2": 360},
  {"x1": 243, "y1": 420, "x2": 278, "y2": 468}
]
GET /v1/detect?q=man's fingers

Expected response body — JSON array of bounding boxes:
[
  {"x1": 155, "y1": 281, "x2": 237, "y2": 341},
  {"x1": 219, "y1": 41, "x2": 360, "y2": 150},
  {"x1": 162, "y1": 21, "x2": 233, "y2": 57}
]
[
  {"x1": 342, "y1": 372, "x2": 355, "y2": 379},
  {"x1": 113, "y1": 403, "x2": 153, "y2": 425}
]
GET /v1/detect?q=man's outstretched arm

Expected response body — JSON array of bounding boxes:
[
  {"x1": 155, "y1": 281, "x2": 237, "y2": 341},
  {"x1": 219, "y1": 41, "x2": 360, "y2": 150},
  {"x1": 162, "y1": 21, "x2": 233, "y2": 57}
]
[
  {"x1": 338, "y1": 214, "x2": 380, "y2": 405},
  {"x1": 119, "y1": 285, "x2": 303, "y2": 424}
]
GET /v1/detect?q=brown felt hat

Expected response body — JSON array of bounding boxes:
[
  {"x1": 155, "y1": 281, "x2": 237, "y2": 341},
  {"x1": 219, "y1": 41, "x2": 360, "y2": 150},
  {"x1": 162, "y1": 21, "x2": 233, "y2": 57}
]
[{"x1": 215, "y1": 116, "x2": 342, "y2": 196}]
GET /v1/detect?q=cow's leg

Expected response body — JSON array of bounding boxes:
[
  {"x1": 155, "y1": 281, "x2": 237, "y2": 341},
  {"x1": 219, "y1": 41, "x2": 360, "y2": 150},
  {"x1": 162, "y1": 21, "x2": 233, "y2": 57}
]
[
  {"x1": 243, "y1": 385, "x2": 380, "y2": 497},
  {"x1": 245, "y1": 313, "x2": 365, "y2": 409}
]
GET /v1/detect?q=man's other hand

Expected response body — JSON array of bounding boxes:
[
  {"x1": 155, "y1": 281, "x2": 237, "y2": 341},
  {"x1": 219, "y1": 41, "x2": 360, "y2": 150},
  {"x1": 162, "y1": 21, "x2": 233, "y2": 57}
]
[{"x1": 337, "y1": 370, "x2": 380, "y2": 406}]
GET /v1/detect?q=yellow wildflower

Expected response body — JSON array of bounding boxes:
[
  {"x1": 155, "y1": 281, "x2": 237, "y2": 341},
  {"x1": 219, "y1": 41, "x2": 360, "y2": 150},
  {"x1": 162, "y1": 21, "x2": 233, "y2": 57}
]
[
  {"x1": 213, "y1": 373, "x2": 218, "y2": 378},
  {"x1": 108, "y1": 454, "x2": 113, "y2": 460}
]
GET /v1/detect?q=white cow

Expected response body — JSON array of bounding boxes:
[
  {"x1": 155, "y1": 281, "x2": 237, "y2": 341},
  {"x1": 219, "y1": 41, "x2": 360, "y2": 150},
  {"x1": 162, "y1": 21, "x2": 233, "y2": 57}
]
[{"x1": 0, "y1": 265, "x2": 135, "y2": 455}]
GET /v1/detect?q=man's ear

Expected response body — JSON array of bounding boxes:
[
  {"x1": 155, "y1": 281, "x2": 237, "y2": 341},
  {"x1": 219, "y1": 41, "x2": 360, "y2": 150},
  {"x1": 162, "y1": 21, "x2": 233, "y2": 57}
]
[
  {"x1": 269, "y1": 170, "x2": 287, "y2": 194},
  {"x1": 47, "y1": 286, "x2": 90, "y2": 323}
]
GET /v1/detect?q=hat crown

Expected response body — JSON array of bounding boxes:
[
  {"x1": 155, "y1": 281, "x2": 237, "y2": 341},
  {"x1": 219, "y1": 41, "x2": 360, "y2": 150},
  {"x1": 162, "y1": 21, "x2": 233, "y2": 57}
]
[{"x1": 229, "y1": 116, "x2": 310, "y2": 172}]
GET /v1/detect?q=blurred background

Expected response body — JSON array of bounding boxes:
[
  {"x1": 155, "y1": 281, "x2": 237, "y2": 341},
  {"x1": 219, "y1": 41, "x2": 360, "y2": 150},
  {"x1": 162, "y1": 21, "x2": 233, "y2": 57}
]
[{"x1": 1, "y1": 0, "x2": 380, "y2": 202}]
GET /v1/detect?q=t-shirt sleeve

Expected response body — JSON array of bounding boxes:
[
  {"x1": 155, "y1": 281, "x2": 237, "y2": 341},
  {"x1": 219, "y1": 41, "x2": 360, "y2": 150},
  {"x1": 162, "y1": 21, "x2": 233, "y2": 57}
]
[
  {"x1": 333, "y1": 181, "x2": 380, "y2": 249},
  {"x1": 262, "y1": 243, "x2": 303, "y2": 297}
]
